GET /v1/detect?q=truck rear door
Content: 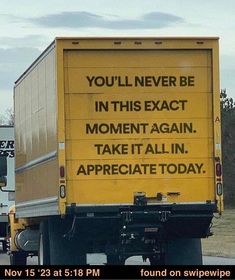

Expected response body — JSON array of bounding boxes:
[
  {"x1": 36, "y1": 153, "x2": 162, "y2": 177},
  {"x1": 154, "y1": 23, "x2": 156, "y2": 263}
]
[{"x1": 63, "y1": 46, "x2": 217, "y2": 207}]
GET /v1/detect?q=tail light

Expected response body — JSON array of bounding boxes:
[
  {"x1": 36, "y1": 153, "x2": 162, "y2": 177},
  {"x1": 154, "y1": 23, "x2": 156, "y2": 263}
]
[
  {"x1": 60, "y1": 185, "x2": 66, "y2": 198},
  {"x1": 60, "y1": 166, "x2": 65, "y2": 178},
  {"x1": 217, "y1": 183, "x2": 223, "y2": 196},
  {"x1": 216, "y1": 163, "x2": 222, "y2": 177}
]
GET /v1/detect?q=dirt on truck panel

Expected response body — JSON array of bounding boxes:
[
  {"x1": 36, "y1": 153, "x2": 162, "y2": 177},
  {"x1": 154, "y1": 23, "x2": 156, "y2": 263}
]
[{"x1": 11, "y1": 37, "x2": 222, "y2": 265}]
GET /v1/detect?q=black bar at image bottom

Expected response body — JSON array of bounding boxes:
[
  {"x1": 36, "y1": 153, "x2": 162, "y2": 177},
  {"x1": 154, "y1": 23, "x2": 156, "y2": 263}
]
[{"x1": 0, "y1": 265, "x2": 234, "y2": 279}]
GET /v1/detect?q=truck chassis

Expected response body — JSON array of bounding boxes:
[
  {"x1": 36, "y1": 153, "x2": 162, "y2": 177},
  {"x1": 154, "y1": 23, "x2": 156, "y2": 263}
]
[{"x1": 9, "y1": 203, "x2": 214, "y2": 265}]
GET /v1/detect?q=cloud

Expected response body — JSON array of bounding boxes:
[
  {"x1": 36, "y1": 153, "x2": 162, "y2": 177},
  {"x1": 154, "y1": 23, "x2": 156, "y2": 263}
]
[
  {"x1": 0, "y1": 13, "x2": 22, "y2": 22},
  {"x1": 0, "y1": 35, "x2": 48, "y2": 49},
  {"x1": 0, "y1": 47, "x2": 40, "y2": 90},
  {"x1": 28, "y1": 11, "x2": 184, "y2": 29}
]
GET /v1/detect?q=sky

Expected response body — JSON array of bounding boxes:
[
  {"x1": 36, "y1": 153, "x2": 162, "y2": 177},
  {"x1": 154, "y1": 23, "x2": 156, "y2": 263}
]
[{"x1": 0, "y1": 0, "x2": 235, "y2": 115}]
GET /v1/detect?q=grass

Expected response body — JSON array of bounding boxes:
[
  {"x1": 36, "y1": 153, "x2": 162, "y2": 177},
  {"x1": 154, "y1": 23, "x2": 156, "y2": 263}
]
[{"x1": 202, "y1": 208, "x2": 235, "y2": 258}]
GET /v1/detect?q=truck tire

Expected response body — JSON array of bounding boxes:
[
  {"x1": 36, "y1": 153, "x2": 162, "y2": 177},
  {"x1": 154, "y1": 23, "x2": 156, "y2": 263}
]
[
  {"x1": 149, "y1": 255, "x2": 165, "y2": 265},
  {"x1": 2, "y1": 240, "x2": 7, "y2": 252},
  {"x1": 164, "y1": 238, "x2": 202, "y2": 265},
  {"x1": 10, "y1": 252, "x2": 27, "y2": 265},
  {"x1": 38, "y1": 221, "x2": 50, "y2": 265},
  {"x1": 106, "y1": 254, "x2": 125, "y2": 265}
]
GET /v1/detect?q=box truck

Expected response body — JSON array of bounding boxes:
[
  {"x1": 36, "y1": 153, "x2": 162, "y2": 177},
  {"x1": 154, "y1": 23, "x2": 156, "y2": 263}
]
[
  {"x1": 0, "y1": 126, "x2": 15, "y2": 252},
  {"x1": 0, "y1": 37, "x2": 223, "y2": 265}
]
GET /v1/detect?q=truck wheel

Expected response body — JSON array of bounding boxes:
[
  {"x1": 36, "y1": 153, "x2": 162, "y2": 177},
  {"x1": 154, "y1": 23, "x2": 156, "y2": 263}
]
[
  {"x1": 149, "y1": 255, "x2": 164, "y2": 265},
  {"x1": 165, "y1": 238, "x2": 202, "y2": 265},
  {"x1": 38, "y1": 221, "x2": 50, "y2": 265},
  {"x1": 2, "y1": 241, "x2": 7, "y2": 252},
  {"x1": 106, "y1": 254, "x2": 125, "y2": 265},
  {"x1": 10, "y1": 252, "x2": 27, "y2": 265}
]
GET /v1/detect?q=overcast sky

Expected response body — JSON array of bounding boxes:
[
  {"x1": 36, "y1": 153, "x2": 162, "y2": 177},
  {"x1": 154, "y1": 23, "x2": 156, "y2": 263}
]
[{"x1": 0, "y1": 0, "x2": 235, "y2": 114}]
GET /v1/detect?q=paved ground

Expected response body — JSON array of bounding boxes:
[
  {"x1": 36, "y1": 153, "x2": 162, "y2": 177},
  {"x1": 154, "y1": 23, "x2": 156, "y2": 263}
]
[
  {"x1": 202, "y1": 208, "x2": 235, "y2": 258},
  {"x1": 1, "y1": 253, "x2": 235, "y2": 265}
]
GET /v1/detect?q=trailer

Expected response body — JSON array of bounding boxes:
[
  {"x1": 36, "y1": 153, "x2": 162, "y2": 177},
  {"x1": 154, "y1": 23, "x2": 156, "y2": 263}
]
[
  {"x1": 0, "y1": 126, "x2": 15, "y2": 252},
  {"x1": 1, "y1": 37, "x2": 223, "y2": 265}
]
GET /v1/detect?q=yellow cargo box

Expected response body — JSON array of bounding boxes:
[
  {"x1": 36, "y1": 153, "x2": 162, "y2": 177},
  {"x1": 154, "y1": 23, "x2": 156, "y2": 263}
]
[{"x1": 14, "y1": 37, "x2": 222, "y2": 217}]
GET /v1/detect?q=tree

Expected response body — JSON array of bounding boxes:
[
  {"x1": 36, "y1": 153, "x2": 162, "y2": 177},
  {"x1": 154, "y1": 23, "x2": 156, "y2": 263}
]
[
  {"x1": 220, "y1": 89, "x2": 235, "y2": 208},
  {"x1": 0, "y1": 108, "x2": 14, "y2": 125},
  {"x1": 220, "y1": 88, "x2": 235, "y2": 112}
]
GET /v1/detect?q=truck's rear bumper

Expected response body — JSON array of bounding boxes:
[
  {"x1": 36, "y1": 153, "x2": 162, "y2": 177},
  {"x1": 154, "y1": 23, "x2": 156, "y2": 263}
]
[{"x1": 66, "y1": 203, "x2": 216, "y2": 239}]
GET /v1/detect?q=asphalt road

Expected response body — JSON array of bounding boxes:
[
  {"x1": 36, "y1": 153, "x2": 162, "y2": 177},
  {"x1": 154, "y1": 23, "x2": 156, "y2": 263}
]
[{"x1": 0, "y1": 252, "x2": 235, "y2": 265}]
